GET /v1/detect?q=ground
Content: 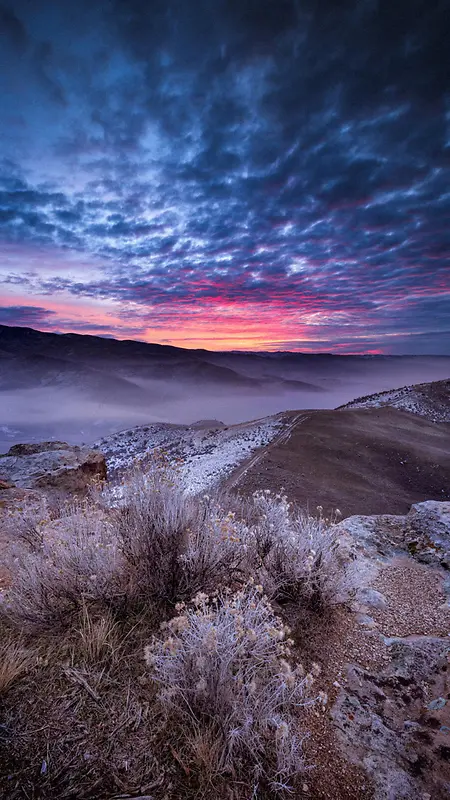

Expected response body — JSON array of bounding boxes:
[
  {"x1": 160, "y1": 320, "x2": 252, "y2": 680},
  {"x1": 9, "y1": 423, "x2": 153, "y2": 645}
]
[
  {"x1": 230, "y1": 407, "x2": 450, "y2": 517},
  {"x1": 1, "y1": 387, "x2": 450, "y2": 799}
]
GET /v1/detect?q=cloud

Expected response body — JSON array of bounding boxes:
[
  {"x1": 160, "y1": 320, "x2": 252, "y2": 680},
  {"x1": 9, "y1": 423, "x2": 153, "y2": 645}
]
[
  {"x1": 0, "y1": 0, "x2": 449, "y2": 352},
  {"x1": 0, "y1": 305, "x2": 56, "y2": 326}
]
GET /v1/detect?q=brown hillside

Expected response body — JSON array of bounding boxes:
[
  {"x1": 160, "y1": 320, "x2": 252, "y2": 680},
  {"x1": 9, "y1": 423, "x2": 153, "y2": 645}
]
[{"x1": 232, "y1": 407, "x2": 450, "y2": 517}]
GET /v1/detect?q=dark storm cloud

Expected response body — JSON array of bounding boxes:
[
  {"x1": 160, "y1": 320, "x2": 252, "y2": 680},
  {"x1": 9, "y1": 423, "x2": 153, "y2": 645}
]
[
  {"x1": 0, "y1": 0, "x2": 449, "y2": 351},
  {"x1": 0, "y1": 305, "x2": 56, "y2": 325}
]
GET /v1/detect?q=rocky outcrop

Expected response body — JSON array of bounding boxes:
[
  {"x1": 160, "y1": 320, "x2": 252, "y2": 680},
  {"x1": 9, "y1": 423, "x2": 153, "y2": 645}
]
[
  {"x1": 6, "y1": 441, "x2": 74, "y2": 457},
  {"x1": 331, "y1": 502, "x2": 450, "y2": 799},
  {"x1": 0, "y1": 442, "x2": 107, "y2": 493},
  {"x1": 337, "y1": 501, "x2": 450, "y2": 569},
  {"x1": 332, "y1": 636, "x2": 450, "y2": 799}
]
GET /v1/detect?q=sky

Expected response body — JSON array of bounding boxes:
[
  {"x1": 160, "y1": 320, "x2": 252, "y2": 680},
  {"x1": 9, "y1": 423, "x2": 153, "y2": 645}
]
[{"x1": 0, "y1": 0, "x2": 449, "y2": 354}]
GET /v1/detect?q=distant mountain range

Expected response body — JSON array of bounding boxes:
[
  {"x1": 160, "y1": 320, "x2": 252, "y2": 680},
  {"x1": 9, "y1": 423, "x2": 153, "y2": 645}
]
[
  {"x1": 0, "y1": 324, "x2": 449, "y2": 451},
  {"x1": 0, "y1": 324, "x2": 326, "y2": 397},
  {"x1": 1, "y1": 324, "x2": 449, "y2": 399}
]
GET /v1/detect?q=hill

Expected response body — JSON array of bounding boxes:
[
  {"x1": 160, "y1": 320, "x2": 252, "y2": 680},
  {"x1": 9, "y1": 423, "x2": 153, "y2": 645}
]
[
  {"x1": 227, "y1": 404, "x2": 450, "y2": 517},
  {"x1": 338, "y1": 378, "x2": 450, "y2": 423}
]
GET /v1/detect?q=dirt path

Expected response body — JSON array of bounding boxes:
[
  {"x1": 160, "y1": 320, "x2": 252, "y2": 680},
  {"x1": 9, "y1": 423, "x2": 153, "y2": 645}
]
[{"x1": 224, "y1": 411, "x2": 311, "y2": 490}]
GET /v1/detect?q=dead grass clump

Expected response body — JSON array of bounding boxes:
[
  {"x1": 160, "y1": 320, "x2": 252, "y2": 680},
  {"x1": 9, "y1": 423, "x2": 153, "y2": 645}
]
[
  {"x1": 75, "y1": 604, "x2": 120, "y2": 665},
  {"x1": 0, "y1": 612, "x2": 163, "y2": 800},
  {"x1": 144, "y1": 583, "x2": 314, "y2": 795},
  {"x1": 0, "y1": 634, "x2": 36, "y2": 694}
]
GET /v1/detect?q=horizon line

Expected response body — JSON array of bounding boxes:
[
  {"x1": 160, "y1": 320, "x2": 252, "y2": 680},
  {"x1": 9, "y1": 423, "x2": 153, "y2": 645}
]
[{"x1": 0, "y1": 322, "x2": 449, "y2": 358}]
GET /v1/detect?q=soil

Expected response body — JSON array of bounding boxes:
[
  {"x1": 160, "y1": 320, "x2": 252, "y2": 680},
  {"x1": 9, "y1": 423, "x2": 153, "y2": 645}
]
[
  {"x1": 231, "y1": 407, "x2": 450, "y2": 518},
  {"x1": 227, "y1": 409, "x2": 450, "y2": 799}
]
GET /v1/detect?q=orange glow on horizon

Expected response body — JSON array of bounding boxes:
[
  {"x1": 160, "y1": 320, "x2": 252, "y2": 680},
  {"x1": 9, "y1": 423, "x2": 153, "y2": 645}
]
[{"x1": 0, "y1": 289, "x2": 394, "y2": 353}]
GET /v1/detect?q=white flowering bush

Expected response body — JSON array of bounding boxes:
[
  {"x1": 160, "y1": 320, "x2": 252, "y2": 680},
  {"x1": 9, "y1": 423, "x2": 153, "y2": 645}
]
[
  {"x1": 144, "y1": 583, "x2": 316, "y2": 793},
  {"x1": 1, "y1": 505, "x2": 124, "y2": 633},
  {"x1": 247, "y1": 491, "x2": 358, "y2": 611}
]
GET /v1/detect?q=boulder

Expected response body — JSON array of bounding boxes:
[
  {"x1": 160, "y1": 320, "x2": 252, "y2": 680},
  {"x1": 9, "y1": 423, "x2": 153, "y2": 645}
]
[{"x1": 0, "y1": 443, "x2": 107, "y2": 493}]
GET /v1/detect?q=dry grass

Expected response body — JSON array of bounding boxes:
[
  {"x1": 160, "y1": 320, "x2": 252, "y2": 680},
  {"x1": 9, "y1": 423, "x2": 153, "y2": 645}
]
[
  {"x1": 0, "y1": 634, "x2": 36, "y2": 694},
  {"x1": 75, "y1": 604, "x2": 121, "y2": 665},
  {"x1": 0, "y1": 606, "x2": 166, "y2": 797}
]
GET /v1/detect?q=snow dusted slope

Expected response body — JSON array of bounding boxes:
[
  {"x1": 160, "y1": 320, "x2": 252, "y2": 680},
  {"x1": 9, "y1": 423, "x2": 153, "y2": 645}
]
[
  {"x1": 338, "y1": 378, "x2": 450, "y2": 423},
  {"x1": 92, "y1": 416, "x2": 283, "y2": 493}
]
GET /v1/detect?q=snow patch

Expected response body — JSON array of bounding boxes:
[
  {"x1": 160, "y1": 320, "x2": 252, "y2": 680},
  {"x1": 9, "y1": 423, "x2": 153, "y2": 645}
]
[
  {"x1": 340, "y1": 382, "x2": 450, "y2": 423},
  {"x1": 93, "y1": 417, "x2": 283, "y2": 494}
]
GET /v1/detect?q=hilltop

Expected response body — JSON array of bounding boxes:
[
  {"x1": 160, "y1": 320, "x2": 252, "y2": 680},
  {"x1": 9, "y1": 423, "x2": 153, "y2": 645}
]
[{"x1": 339, "y1": 378, "x2": 450, "y2": 423}]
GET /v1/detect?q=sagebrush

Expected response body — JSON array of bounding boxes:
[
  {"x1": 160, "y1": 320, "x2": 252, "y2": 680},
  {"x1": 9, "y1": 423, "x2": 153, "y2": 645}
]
[
  {"x1": 145, "y1": 583, "x2": 316, "y2": 793},
  {"x1": 1, "y1": 471, "x2": 359, "y2": 634}
]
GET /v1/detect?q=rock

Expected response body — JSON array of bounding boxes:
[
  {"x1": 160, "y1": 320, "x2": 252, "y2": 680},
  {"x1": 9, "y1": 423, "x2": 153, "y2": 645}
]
[
  {"x1": 335, "y1": 501, "x2": 450, "y2": 569},
  {"x1": 5, "y1": 441, "x2": 71, "y2": 457},
  {"x1": 408, "y1": 501, "x2": 450, "y2": 553},
  {"x1": 332, "y1": 637, "x2": 450, "y2": 800},
  {"x1": 328, "y1": 503, "x2": 450, "y2": 797},
  {"x1": 357, "y1": 587, "x2": 388, "y2": 610},
  {"x1": 0, "y1": 443, "x2": 107, "y2": 493},
  {"x1": 0, "y1": 479, "x2": 14, "y2": 490},
  {"x1": 357, "y1": 613, "x2": 378, "y2": 629},
  {"x1": 426, "y1": 697, "x2": 446, "y2": 711}
]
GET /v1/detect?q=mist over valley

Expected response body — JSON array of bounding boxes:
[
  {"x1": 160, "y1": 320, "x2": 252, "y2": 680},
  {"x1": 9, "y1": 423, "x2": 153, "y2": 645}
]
[{"x1": 1, "y1": 324, "x2": 449, "y2": 451}]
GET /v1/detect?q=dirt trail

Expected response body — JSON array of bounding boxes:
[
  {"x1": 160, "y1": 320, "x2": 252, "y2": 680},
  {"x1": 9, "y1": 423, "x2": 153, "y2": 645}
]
[{"x1": 224, "y1": 411, "x2": 310, "y2": 490}]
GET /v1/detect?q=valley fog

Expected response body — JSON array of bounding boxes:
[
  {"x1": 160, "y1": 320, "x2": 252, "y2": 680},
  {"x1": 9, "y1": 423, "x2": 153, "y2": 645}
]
[{"x1": 1, "y1": 355, "x2": 449, "y2": 453}]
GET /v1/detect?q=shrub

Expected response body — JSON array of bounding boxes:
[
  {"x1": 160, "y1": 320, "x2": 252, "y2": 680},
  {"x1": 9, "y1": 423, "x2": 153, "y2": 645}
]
[
  {"x1": 247, "y1": 491, "x2": 359, "y2": 611},
  {"x1": 144, "y1": 583, "x2": 315, "y2": 794},
  {"x1": 4, "y1": 495, "x2": 50, "y2": 552},
  {"x1": 114, "y1": 471, "x2": 249, "y2": 606},
  {"x1": 1, "y1": 505, "x2": 124, "y2": 634},
  {"x1": 113, "y1": 468, "x2": 197, "y2": 604},
  {"x1": 1, "y1": 472, "x2": 359, "y2": 638}
]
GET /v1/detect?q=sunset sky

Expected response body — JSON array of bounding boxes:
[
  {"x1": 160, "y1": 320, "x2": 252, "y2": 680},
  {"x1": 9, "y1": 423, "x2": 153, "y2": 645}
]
[{"x1": 0, "y1": 0, "x2": 449, "y2": 353}]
